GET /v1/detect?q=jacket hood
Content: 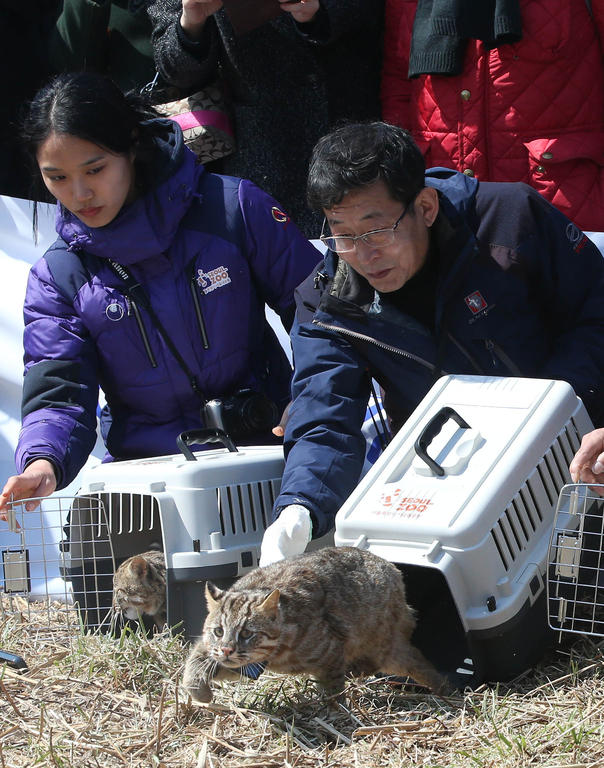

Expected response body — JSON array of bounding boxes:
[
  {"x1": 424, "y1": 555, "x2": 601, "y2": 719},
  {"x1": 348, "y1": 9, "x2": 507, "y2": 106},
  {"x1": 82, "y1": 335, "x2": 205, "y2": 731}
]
[
  {"x1": 425, "y1": 167, "x2": 479, "y2": 224},
  {"x1": 55, "y1": 120, "x2": 204, "y2": 266}
]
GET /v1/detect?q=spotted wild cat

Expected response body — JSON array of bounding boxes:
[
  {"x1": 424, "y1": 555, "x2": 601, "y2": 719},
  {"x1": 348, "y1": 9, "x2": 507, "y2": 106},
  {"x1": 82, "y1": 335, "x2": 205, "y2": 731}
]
[
  {"x1": 182, "y1": 546, "x2": 448, "y2": 702},
  {"x1": 112, "y1": 548, "x2": 167, "y2": 629}
]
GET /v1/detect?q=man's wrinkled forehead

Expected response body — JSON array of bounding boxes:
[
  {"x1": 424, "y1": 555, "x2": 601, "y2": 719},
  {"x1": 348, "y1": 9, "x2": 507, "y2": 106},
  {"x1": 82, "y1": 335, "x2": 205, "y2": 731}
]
[{"x1": 324, "y1": 180, "x2": 399, "y2": 226}]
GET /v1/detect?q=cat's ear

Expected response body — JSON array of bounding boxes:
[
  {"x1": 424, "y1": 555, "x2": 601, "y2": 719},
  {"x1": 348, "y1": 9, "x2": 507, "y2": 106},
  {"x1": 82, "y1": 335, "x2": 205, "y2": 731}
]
[
  {"x1": 257, "y1": 589, "x2": 280, "y2": 616},
  {"x1": 205, "y1": 581, "x2": 225, "y2": 608},
  {"x1": 129, "y1": 556, "x2": 149, "y2": 579}
]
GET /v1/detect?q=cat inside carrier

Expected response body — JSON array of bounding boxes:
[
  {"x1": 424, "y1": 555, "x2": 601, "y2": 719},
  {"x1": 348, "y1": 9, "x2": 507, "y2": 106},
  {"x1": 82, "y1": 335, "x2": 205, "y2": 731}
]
[{"x1": 335, "y1": 375, "x2": 594, "y2": 687}]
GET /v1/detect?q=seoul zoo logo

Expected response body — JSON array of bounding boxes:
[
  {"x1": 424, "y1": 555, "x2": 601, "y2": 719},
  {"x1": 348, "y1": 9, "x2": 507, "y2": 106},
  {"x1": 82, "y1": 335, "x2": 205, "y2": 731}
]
[
  {"x1": 196, "y1": 265, "x2": 232, "y2": 294},
  {"x1": 375, "y1": 489, "x2": 433, "y2": 521}
]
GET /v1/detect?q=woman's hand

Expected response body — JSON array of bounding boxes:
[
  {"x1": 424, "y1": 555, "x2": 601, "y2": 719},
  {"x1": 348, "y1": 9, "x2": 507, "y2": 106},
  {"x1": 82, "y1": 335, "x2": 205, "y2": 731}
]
[
  {"x1": 569, "y1": 428, "x2": 604, "y2": 493},
  {"x1": 0, "y1": 459, "x2": 58, "y2": 520},
  {"x1": 278, "y1": 0, "x2": 320, "y2": 24},
  {"x1": 180, "y1": 0, "x2": 223, "y2": 40}
]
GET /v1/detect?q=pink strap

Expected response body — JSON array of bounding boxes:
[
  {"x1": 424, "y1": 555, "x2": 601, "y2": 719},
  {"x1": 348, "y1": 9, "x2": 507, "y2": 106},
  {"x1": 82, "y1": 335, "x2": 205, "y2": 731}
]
[{"x1": 170, "y1": 109, "x2": 233, "y2": 136}]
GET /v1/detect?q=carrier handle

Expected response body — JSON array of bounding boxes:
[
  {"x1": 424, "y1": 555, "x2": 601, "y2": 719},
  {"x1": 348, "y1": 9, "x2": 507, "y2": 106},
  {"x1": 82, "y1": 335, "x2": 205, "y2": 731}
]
[
  {"x1": 0, "y1": 650, "x2": 28, "y2": 672},
  {"x1": 414, "y1": 406, "x2": 470, "y2": 477},
  {"x1": 176, "y1": 428, "x2": 238, "y2": 461}
]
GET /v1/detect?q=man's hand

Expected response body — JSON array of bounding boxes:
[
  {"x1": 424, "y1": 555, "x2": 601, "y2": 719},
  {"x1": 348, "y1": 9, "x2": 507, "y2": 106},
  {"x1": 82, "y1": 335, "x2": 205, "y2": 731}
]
[
  {"x1": 278, "y1": 0, "x2": 320, "y2": 24},
  {"x1": 569, "y1": 428, "x2": 604, "y2": 493},
  {"x1": 272, "y1": 401, "x2": 291, "y2": 439},
  {"x1": 259, "y1": 504, "x2": 312, "y2": 566},
  {"x1": 181, "y1": 0, "x2": 223, "y2": 40},
  {"x1": 0, "y1": 459, "x2": 58, "y2": 520}
]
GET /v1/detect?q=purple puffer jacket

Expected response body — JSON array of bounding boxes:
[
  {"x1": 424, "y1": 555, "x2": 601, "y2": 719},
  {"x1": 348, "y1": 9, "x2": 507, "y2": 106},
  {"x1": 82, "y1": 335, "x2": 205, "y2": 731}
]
[{"x1": 16, "y1": 121, "x2": 322, "y2": 488}]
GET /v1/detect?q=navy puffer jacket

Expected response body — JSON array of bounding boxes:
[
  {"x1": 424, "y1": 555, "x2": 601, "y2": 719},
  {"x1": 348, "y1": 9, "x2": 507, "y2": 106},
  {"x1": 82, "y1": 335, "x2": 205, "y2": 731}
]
[
  {"x1": 274, "y1": 169, "x2": 604, "y2": 537},
  {"x1": 16, "y1": 121, "x2": 322, "y2": 488}
]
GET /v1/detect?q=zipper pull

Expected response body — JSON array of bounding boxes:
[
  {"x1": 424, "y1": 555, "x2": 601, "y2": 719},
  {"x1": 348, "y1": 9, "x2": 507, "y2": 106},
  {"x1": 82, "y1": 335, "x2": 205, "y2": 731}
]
[
  {"x1": 314, "y1": 270, "x2": 329, "y2": 289},
  {"x1": 485, "y1": 339, "x2": 498, "y2": 368},
  {"x1": 125, "y1": 295, "x2": 132, "y2": 317},
  {"x1": 190, "y1": 376, "x2": 204, "y2": 401}
]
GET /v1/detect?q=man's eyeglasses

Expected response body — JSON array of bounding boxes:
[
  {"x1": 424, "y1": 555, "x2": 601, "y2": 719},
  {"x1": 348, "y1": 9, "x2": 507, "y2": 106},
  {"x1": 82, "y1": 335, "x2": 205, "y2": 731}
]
[{"x1": 319, "y1": 199, "x2": 414, "y2": 254}]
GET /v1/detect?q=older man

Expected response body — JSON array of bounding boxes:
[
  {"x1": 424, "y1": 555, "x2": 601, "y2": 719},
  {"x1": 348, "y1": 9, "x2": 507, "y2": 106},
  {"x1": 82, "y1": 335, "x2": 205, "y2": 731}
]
[{"x1": 261, "y1": 121, "x2": 604, "y2": 565}]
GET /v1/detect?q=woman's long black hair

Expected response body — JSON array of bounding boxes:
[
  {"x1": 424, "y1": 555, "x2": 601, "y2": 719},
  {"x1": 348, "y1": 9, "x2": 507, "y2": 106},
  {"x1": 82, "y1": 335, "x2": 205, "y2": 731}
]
[{"x1": 21, "y1": 71, "x2": 161, "y2": 238}]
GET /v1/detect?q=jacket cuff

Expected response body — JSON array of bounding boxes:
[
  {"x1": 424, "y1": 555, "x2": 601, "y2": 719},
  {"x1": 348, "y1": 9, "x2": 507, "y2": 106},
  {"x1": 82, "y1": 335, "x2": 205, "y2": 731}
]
[
  {"x1": 294, "y1": 5, "x2": 331, "y2": 44},
  {"x1": 23, "y1": 455, "x2": 64, "y2": 489},
  {"x1": 273, "y1": 498, "x2": 332, "y2": 539},
  {"x1": 176, "y1": 17, "x2": 214, "y2": 56}
]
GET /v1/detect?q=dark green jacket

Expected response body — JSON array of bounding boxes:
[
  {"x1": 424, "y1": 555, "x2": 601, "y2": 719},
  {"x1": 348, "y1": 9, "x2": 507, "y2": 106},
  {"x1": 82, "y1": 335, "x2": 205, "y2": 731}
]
[{"x1": 49, "y1": 0, "x2": 158, "y2": 93}]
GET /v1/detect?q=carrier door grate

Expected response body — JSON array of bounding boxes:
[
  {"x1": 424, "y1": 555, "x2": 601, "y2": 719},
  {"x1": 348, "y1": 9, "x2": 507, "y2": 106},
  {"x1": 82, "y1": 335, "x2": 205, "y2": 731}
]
[
  {"x1": 547, "y1": 485, "x2": 604, "y2": 636},
  {"x1": 0, "y1": 495, "x2": 114, "y2": 642}
]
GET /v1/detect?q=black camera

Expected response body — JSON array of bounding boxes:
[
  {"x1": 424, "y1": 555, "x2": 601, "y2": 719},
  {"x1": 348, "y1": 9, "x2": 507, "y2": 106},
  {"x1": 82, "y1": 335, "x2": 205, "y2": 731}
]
[{"x1": 202, "y1": 389, "x2": 279, "y2": 440}]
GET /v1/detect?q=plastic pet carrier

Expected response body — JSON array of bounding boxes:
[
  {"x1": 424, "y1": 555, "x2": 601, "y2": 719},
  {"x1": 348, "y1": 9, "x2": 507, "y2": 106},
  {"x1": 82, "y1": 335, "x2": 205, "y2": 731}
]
[
  {"x1": 334, "y1": 375, "x2": 593, "y2": 686},
  {"x1": 67, "y1": 430, "x2": 289, "y2": 640},
  {"x1": 1, "y1": 430, "x2": 288, "y2": 641},
  {"x1": 547, "y1": 483, "x2": 604, "y2": 638}
]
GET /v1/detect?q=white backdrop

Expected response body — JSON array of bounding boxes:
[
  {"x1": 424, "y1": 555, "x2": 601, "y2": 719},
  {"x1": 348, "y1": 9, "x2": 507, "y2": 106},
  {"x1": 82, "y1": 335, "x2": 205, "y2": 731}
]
[{"x1": 0, "y1": 197, "x2": 108, "y2": 495}]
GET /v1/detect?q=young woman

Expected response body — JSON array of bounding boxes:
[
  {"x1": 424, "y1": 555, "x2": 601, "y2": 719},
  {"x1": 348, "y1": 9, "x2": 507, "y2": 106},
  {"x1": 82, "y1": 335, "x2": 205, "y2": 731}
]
[{"x1": 0, "y1": 71, "x2": 322, "y2": 514}]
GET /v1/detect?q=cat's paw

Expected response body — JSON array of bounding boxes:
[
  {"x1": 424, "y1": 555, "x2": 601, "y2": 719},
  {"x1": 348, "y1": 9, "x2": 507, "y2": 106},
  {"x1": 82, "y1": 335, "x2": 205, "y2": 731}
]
[
  {"x1": 186, "y1": 679, "x2": 213, "y2": 704},
  {"x1": 182, "y1": 658, "x2": 214, "y2": 703}
]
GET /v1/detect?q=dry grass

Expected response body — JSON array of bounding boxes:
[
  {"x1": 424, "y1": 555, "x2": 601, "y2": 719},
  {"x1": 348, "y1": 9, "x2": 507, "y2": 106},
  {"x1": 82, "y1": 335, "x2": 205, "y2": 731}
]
[{"x1": 1, "y1": 600, "x2": 604, "y2": 768}]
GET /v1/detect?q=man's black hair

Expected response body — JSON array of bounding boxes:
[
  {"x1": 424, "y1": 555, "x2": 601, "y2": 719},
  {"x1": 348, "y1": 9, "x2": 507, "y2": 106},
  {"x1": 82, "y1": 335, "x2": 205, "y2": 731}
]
[{"x1": 307, "y1": 121, "x2": 426, "y2": 211}]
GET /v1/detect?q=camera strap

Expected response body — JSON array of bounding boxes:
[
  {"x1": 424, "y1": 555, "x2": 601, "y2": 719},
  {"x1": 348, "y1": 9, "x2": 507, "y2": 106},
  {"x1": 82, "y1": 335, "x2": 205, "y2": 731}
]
[{"x1": 108, "y1": 260, "x2": 207, "y2": 404}]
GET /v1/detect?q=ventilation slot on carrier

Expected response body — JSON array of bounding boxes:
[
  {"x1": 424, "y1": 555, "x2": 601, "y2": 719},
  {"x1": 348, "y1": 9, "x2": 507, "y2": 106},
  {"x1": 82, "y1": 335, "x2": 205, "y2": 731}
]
[
  {"x1": 92, "y1": 492, "x2": 160, "y2": 535},
  {"x1": 217, "y1": 479, "x2": 280, "y2": 538},
  {"x1": 490, "y1": 436, "x2": 573, "y2": 572}
]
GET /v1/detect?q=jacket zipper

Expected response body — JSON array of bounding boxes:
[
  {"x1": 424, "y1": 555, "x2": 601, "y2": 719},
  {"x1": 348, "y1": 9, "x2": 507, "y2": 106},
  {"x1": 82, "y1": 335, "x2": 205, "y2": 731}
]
[
  {"x1": 313, "y1": 319, "x2": 439, "y2": 372},
  {"x1": 447, "y1": 332, "x2": 485, "y2": 374},
  {"x1": 130, "y1": 298, "x2": 158, "y2": 368},
  {"x1": 485, "y1": 339, "x2": 523, "y2": 375},
  {"x1": 189, "y1": 272, "x2": 210, "y2": 349}
]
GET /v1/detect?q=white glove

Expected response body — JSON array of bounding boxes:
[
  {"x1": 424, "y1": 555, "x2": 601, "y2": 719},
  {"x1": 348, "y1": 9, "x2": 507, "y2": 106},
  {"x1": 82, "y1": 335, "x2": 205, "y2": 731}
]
[{"x1": 259, "y1": 504, "x2": 312, "y2": 567}]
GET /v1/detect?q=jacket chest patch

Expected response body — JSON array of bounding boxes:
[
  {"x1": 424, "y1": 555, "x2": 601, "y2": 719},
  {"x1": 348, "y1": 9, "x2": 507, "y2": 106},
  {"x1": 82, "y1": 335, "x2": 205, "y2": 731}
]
[
  {"x1": 464, "y1": 290, "x2": 495, "y2": 323},
  {"x1": 196, "y1": 266, "x2": 232, "y2": 294},
  {"x1": 566, "y1": 223, "x2": 589, "y2": 254},
  {"x1": 105, "y1": 300, "x2": 125, "y2": 322}
]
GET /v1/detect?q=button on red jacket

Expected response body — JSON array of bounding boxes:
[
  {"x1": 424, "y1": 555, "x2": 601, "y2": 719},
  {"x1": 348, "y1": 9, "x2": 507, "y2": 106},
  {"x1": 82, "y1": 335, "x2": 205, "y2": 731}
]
[{"x1": 382, "y1": 0, "x2": 604, "y2": 232}]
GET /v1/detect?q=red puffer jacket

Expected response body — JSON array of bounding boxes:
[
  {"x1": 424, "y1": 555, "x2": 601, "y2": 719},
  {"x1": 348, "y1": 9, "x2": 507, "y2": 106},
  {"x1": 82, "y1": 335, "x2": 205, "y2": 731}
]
[{"x1": 382, "y1": 0, "x2": 604, "y2": 232}]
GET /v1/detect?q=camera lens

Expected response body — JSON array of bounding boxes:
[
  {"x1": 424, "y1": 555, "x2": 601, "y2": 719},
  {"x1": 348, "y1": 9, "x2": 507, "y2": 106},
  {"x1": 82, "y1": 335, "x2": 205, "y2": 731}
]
[
  {"x1": 238, "y1": 392, "x2": 279, "y2": 433},
  {"x1": 219, "y1": 390, "x2": 279, "y2": 437}
]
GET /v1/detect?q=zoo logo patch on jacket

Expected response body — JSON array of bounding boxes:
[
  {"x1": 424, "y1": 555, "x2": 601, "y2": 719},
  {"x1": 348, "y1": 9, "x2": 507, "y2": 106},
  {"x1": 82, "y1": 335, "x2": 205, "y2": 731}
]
[{"x1": 196, "y1": 266, "x2": 232, "y2": 294}]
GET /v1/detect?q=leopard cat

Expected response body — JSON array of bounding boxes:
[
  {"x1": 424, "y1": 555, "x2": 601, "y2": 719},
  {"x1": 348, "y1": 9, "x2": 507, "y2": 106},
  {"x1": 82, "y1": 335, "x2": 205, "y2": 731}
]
[
  {"x1": 182, "y1": 546, "x2": 449, "y2": 702},
  {"x1": 112, "y1": 548, "x2": 167, "y2": 630}
]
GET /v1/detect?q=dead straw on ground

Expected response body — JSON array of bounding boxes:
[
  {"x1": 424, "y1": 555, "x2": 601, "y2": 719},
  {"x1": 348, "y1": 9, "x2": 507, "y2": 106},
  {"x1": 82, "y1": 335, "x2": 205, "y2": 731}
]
[{"x1": 1, "y1": 598, "x2": 604, "y2": 768}]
